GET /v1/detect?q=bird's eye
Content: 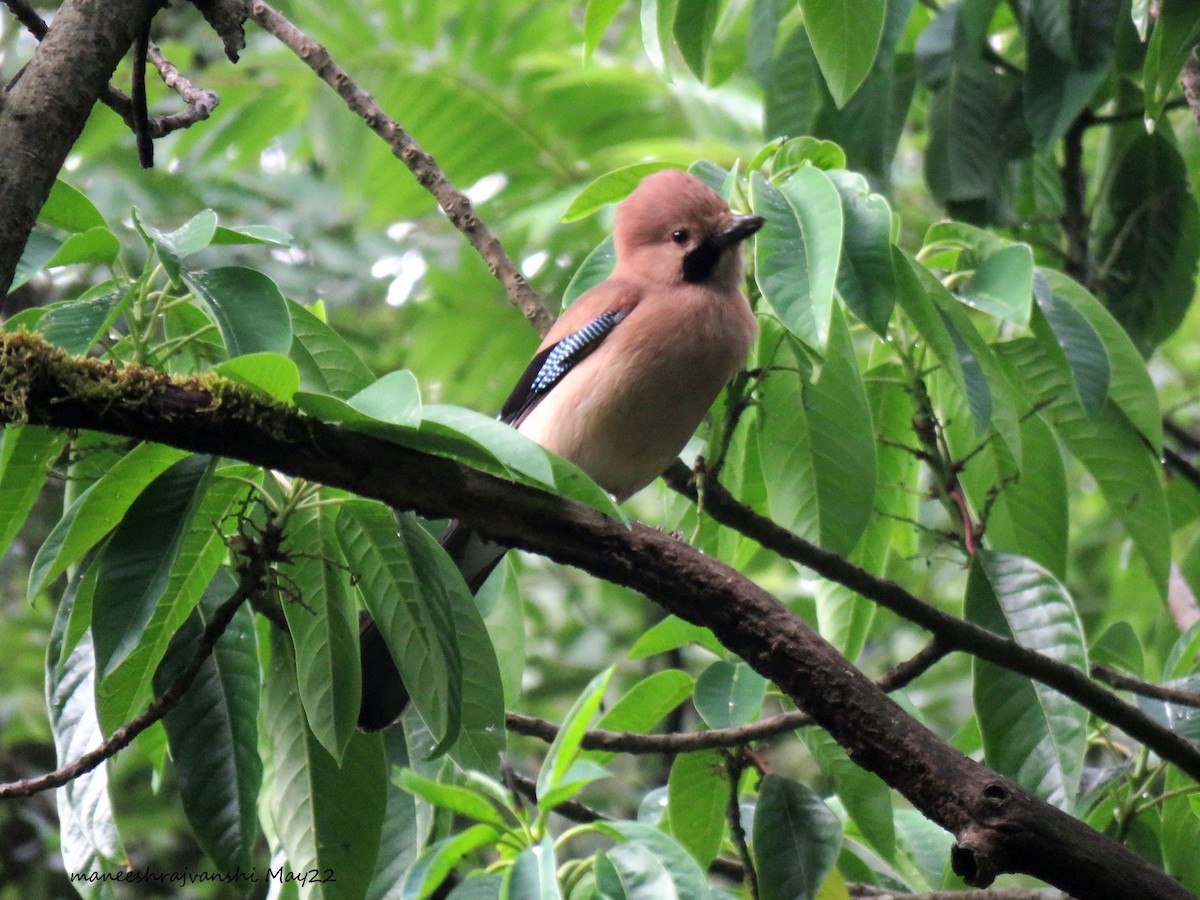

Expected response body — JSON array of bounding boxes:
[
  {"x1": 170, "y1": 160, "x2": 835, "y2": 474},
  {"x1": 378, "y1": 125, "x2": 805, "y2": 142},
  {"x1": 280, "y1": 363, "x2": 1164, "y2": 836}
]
[{"x1": 671, "y1": 229, "x2": 689, "y2": 245}]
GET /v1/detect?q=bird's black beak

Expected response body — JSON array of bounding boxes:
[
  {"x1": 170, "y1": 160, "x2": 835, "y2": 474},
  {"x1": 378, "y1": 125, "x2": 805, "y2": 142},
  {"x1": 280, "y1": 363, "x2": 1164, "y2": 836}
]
[{"x1": 714, "y1": 213, "x2": 765, "y2": 249}]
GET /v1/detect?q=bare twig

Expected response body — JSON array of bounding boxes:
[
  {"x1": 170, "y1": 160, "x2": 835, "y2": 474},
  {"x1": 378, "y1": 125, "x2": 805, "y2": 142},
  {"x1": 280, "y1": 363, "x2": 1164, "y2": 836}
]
[
  {"x1": 248, "y1": 0, "x2": 555, "y2": 337},
  {"x1": 2, "y1": 0, "x2": 220, "y2": 140},
  {"x1": 1092, "y1": 664, "x2": 1200, "y2": 710},
  {"x1": 506, "y1": 639, "x2": 949, "y2": 755}
]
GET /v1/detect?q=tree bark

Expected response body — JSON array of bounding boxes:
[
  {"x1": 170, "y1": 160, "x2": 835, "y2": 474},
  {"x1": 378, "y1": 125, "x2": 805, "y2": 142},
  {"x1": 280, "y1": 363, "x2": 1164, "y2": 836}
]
[
  {"x1": 0, "y1": 0, "x2": 161, "y2": 298},
  {"x1": 1, "y1": 333, "x2": 1193, "y2": 900}
]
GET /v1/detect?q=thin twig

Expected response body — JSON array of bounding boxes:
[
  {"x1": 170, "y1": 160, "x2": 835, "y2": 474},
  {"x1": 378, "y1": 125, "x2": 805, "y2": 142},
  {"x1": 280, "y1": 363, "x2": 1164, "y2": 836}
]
[
  {"x1": 1092, "y1": 664, "x2": 1200, "y2": 709},
  {"x1": 505, "y1": 639, "x2": 948, "y2": 754},
  {"x1": 249, "y1": 0, "x2": 555, "y2": 337},
  {"x1": 724, "y1": 750, "x2": 758, "y2": 899},
  {"x1": 2, "y1": 0, "x2": 219, "y2": 139},
  {"x1": 0, "y1": 574, "x2": 255, "y2": 798}
]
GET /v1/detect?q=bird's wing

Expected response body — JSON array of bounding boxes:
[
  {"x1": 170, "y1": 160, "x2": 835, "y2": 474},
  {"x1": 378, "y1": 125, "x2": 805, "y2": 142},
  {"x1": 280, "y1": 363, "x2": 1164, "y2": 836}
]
[{"x1": 498, "y1": 281, "x2": 641, "y2": 426}]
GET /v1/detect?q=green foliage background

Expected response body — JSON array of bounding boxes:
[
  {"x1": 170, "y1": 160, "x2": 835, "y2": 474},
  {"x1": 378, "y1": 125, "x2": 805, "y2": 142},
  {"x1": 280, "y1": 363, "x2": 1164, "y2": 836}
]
[{"x1": 3, "y1": 0, "x2": 1200, "y2": 897}]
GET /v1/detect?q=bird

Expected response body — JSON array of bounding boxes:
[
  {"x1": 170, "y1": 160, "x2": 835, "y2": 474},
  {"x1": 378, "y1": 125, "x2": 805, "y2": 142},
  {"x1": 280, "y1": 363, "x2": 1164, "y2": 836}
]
[{"x1": 358, "y1": 167, "x2": 764, "y2": 730}]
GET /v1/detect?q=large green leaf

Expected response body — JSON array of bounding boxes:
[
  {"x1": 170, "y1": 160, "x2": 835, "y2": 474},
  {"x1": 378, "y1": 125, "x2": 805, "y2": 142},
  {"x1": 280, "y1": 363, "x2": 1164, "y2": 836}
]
[
  {"x1": 366, "y1": 729, "x2": 424, "y2": 900},
  {"x1": 562, "y1": 162, "x2": 679, "y2": 222},
  {"x1": 999, "y1": 336, "x2": 1171, "y2": 596},
  {"x1": 667, "y1": 749, "x2": 726, "y2": 869},
  {"x1": 595, "y1": 845, "x2": 678, "y2": 899},
  {"x1": 183, "y1": 267, "x2": 293, "y2": 358},
  {"x1": 286, "y1": 299, "x2": 376, "y2": 399},
  {"x1": 504, "y1": 836, "x2": 561, "y2": 900},
  {"x1": 39, "y1": 179, "x2": 107, "y2": 232},
  {"x1": 1090, "y1": 130, "x2": 1200, "y2": 355},
  {"x1": 403, "y1": 823, "x2": 502, "y2": 900},
  {"x1": 804, "y1": 723, "x2": 895, "y2": 861},
  {"x1": 673, "y1": 0, "x2": 723, "y2": 80},
  {"x1": 829, "y1": 169, "x2": 896, "y2": 336},
  {"x1": 537, "y1": 666, "x2": 614, "y2": 810},
  {"x1": 607, "y1": 822, "x2": 713, "y2": 899},
  {"x1": 153, "y1": 570, "x2": 261, "y2": 873},
  {"x1": 752, "y1": 776, "x2": 842, "y2": 900},
  {"x1": 91, "y1": 454, "x2": 214, "y2": 679},
  {"x1": 0, "y1": 425, "x2": 65, "y2": 561},
  {"x1": 46, "y1": 565, "x2": 126, "y2": 893},
  {"x1": 1031, "y1": 273, "x2": 1110, "y2": 418},
  {"x1": 398, "y1": 513, "x2": 505, "y2": 775},
  {"x1": 751, "y1": 168, "x2": 844, "y2": 351},
  {"x1": 279, "y1": 503, "x2": 362, "y2": 763},
  {"x1": 336, "y1": 501, "x2": 463, "y2": 759},
  {"x1": 1022, "y1": 8, "x2": 1111, "y2": 148},
  {"x1": 35, "y1": 283, "x2": 125, "y2": 355},
  {"x1": 27, "y1": 442, "x2": 189, "y2": 601},
  {"x1": 799, "y1": 0, "x2": 886, "y2": 107},
  {"x1": 693, "y1": 660, "x2": 766, "y2": 729},
  {"x1": 266, "y1": 631, "x2": 387, "y2": 900},
  {"x1": 762, "y1": 17, "x2": 824, "y2": 141},
  {"x1": 966, "y1": 551, "x2": 1088, "y2": 809},
  {"x1": 96, "y1": 471, "x2": 257, "y2": 730}
]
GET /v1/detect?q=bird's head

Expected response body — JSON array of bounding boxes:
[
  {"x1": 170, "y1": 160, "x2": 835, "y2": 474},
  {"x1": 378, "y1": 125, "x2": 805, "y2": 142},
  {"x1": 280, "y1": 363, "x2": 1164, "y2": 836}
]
[{"x1": 612, "y1": 169, "x2": 764, "y2": 291}]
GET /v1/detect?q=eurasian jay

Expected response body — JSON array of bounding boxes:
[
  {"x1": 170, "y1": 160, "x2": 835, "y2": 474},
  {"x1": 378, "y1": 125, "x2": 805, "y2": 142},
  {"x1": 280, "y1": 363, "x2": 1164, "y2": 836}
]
[{"x1": 358, "y1": 168, "x2": 764, "y2": 730}]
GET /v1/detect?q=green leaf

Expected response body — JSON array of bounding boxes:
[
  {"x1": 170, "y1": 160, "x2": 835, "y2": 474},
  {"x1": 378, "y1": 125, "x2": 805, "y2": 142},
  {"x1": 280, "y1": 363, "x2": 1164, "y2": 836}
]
[
  {"x1": 693, "y1": 660, "x2": 766, "y2": 729},
  {"x1": 505, "y1": 836, "x2": 561, "y2": 900},
  {"x1": 36, "y1": 283, "x2": 125, "y2": 354},
  {"x1": 752, "y1": 776, "x2": 842, "y2": 900},
  {"x1": 266, "y1": 631, "x2": 387, "y2": 900},
  {"x1": 958, "y1": 243, "x2": 1033, "y2": 326},
  {"x1": 673, "y1": 0, "x2": 723, "y2": 80},
  {"x1": 585, "y1": 0, "x2": 631, "y2": 60},
  {"x1": 27, "y1": 442, "x2": 189, "y2": 601},
  {"x1": 46, "y1": 567, "x2": 127, "y2": 888},
  {"x1": 213, "y1": 352, "x2": 301, "y2": 403},
  {"x1": 421, "y1": 405, "x2": 556, "y2": 489},
  {"x1": 367, "y1": 729, "x2": 425, "y2": 900},
  {"x1": 762, "y1": 20, "x2": 824, "y2": 141},
  {"x1": 336, "y1": 501, "x2": 463, "y2": 760},
  {"x1": 1023, "y1": 11, "x2": 1110, "y2": 148},
  {"x1": 183, "y1": 267, "x2": 293, "y2": 358},
  {"x1": 803, "y1": 730, "x2": 894, "y2": 861},
  {"x1": 0, "y1": 425, "x2": 65, "y2": 561},
  {"x1": 627, "y1": 615, "x2": 725, "y2": 658},
  {"x1": 211, "y1": 223, "x2": 293, "y2": 247},
  {"x1": 829, "y1": 169, "x2": 896, "y2": 336},
  {"x1": 348, "y1": 370, "x2": 423, "y2": 425},
  {"x1": 608, "y1": 822, "x2": 712, "y2": 898},
  {"x1": 595, "y1": 845, "x2": 679, "y2": 899},
  {"x1": 1039, "y1": 270, "x2": 1162, "y2": 451},
  {"x1": 403, "y1": 824, "x2": 502, "y2": 900},
  {"x1": 1032, "y1": 273, "x2": 1110, "y2": 418},
  {"x1": 584, "y1": 669, "x2": 695, "y2": 765},
  {"x1": 563, "y1": 235, "x2": 616, "y2": 306},
  {"x1": 44, "y1": 227, "x2": 120, "y2": 268},
  {"x1": 537, "y1": 665, "x2": 614, "y2": 810},
  {"x1": 95, "y1": 472, "x2": 256, "y2": 730},
  {"x1": 667, "y1": 749, "x2": 726, "y2": 869},
  {"x1": 751, "y1": 168, "x2": 844, "y2": 351},
  {"x1": 393, "y1": 769, "x2": 508, "y2": 826},
  {"x1": 804, "y1": 305, "x2": 877, "y2": 555},
  {"x1": 279, "y1": 503, "x2": 361, "y2": 763},
  {"x1": 91, "y1": 454, "x2": 214, "y2": 678},
  {"x1": 286, "y1": 299, "x2": 375, "y2": 398},
  {"x1": 1090, "y1": 130, "x2": 1200, "y2": 355},
  {"x1": 799, "y1": 0, "x2": 886, "y2": 107},
  {"x1": 1143, "y1": 0, "x2": 1200, "y2": 120},
  {"x1": 134, "y1": 208, "x2": 219, "y2": 284},
  {"x1": 562, "y1": 162, "x2": 679, "y2": 222},
  {"x1": 12, "y1": 231, "x2": 60, "y2": 289},
  {"x1": 966, "y1": 550, "x2": 1088, "y2": 809},
  {"x1": 39, "y1": 179, "x2": 107, "y2": 232},
  {"x1": 152, "y1": 571, "x2": 262, "y2": 873},
  {"x1": 398, "y1": 513, "x2": 505, "y2": 774},
  {"x1": 999, "y1": 336, "x2": 1171, "y2": 596}
]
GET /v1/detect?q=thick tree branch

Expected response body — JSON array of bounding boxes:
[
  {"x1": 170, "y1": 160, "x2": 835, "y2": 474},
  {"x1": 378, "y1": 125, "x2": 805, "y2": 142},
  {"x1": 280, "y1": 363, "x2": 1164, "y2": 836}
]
[
  {"x1": 0, "y1": 0, "x2": 162, "y2": 297},
  {"x1": 0, "y1": 332, "x2": 1191, "y2": 900},
  {"x1": 663, "y1": 463, "x2": 1200, "y2": 785},
  {"x1": 248, "y1": 1, "x2": 555, "y2": 337}
]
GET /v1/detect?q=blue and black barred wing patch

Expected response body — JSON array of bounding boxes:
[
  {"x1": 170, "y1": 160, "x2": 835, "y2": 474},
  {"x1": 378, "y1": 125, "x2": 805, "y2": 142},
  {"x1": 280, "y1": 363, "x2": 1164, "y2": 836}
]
[{"x1": 499, "y1": 310, "x2": 623, "y2": 425}]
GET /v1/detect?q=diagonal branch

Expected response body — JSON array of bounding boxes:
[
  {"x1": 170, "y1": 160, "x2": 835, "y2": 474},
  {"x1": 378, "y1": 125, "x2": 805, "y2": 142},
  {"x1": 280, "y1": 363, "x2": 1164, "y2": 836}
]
[
  {"x1": 660, "y1": 462, "x2": 1200, "y2": 785},
  {"x1": 0, "y1": 331, "x2": 1192, "y2": 900},
  {"x1": 249, "y1": 0, "x2": 555, "y2": 337}
]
